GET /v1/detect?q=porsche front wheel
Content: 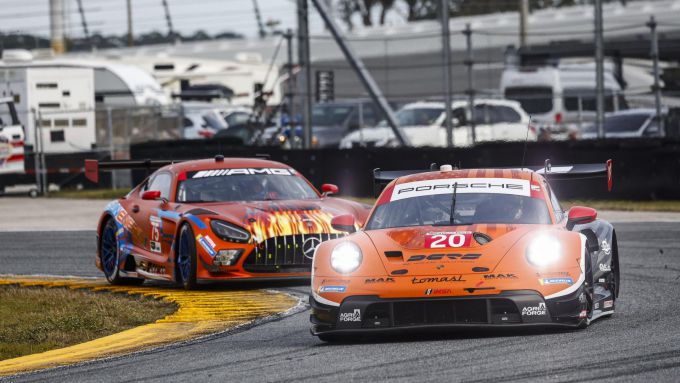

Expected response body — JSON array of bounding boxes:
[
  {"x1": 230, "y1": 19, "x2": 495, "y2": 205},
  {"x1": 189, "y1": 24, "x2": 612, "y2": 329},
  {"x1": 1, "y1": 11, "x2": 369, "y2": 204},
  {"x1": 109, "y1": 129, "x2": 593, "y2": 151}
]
[{"x1": 177, "y1": 224, "x2": 198, "y2": 289}]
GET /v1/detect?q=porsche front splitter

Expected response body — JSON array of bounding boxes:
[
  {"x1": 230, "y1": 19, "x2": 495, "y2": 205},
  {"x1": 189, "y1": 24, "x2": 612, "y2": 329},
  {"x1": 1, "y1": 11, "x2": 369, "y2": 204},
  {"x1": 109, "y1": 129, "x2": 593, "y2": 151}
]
[{"x1": 310, "y1": 287, "x2": 589, "y2": 336}]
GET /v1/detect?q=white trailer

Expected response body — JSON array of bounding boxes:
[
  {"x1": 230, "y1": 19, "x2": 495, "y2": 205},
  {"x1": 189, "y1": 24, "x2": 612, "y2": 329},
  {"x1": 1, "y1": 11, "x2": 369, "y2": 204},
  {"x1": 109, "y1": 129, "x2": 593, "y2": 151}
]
[{"x1": 0, "y1": 64, "x2": 96, "y2": 154}]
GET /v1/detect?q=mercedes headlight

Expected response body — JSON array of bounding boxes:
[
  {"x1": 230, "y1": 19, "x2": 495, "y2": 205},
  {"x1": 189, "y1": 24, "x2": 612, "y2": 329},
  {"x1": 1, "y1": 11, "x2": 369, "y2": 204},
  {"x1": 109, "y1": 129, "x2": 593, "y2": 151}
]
[
  {"x1": 330, "y1": 242, "x2": 362, "y2": 274},
  {"x1": 210, "y1": 220, "x2": 250, "y2": 243},
  {"x1": 526, "y1": 235, "x2": 561, "y2": 267}
]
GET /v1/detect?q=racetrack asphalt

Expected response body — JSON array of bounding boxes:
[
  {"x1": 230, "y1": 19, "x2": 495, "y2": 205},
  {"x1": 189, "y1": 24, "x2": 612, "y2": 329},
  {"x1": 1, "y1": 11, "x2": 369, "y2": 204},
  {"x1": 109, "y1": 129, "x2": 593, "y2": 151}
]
[{"x1": 1, "y1": 222, "x2": 680, "y2": 382}]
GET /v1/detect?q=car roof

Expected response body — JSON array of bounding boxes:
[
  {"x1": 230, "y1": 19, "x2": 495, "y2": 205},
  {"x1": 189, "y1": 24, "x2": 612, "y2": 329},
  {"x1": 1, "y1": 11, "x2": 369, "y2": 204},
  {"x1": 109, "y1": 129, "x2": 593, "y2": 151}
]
[
  {"x1": 393, "y1": 168, "x2": 537, "y2": 185},
  {"x1": 161, "y1": 157, "x2": 292, "y2": 174},
  {"x1": 402, "y1": 99, "x2": 522, "y2": 109}
]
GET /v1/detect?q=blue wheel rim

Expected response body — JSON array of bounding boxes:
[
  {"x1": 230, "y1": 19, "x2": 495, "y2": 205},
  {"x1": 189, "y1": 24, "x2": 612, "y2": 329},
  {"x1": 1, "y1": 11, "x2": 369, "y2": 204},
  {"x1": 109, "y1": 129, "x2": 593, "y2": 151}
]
[
  {"x1": 101, "y1": 222, "x2": 118, "y2": 278},
  {"x1": 178, "y1": 229, "x2": 191, "y2": 282}
]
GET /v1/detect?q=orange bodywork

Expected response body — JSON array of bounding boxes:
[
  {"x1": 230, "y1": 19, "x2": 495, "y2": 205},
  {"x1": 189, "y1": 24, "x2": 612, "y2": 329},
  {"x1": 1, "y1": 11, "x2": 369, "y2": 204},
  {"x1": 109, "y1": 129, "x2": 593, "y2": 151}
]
[
  {"x1": 95, "y1": 158, "x2": 370, "y2": 283},
  {"x1": 311, "y1": 168, "x2": 589, "y2": 331}
]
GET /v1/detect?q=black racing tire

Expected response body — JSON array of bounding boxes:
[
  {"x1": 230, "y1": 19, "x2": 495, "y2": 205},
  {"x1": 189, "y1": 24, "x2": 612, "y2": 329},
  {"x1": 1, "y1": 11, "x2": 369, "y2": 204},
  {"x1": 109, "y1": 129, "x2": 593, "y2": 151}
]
[
  {"x1": 611, "y1": 232, "x2": 621, "y2": 299},
  {"x1": 100, "y1": 218, "x2": 144, "y2": 286},
  {"x1": 176, "y1": 224, "x2": 198, "y2": 290},
  {"x1": 100, "y1": 218, "x2": 125, "y2": 284}
]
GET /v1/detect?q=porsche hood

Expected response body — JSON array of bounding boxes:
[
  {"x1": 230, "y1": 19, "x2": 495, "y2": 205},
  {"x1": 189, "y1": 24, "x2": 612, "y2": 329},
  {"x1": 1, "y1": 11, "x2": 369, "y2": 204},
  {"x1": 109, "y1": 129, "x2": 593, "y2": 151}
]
[{"x1": 364, "y1": 225, "x2": 536, "y2": 275}]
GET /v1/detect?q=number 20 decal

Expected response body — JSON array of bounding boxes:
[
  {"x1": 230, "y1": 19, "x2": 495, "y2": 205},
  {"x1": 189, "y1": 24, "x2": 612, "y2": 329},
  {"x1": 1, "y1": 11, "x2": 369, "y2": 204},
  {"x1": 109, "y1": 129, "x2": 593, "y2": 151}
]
[{"x1": 425, "y1": 233, "x2": 472, "y2": 248}]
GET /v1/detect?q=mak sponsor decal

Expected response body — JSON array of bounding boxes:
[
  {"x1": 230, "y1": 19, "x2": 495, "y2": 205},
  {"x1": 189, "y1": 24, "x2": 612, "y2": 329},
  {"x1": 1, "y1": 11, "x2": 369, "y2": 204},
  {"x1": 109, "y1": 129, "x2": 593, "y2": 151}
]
[
  {"x1": 391, "y1": 178, "x2": 530, "y2": 201},
  {"x1": 319, "y1": 285, "x2": 346, "y2": 293},
  {"x1": 411, "y1": 275, "x2": 465, "y2": 284},
  {"x1": 539, "y1": 277, "x2": 573, "y2": 285},
  {"x1": 364, "y1": 277, "x2": 395, "y2": 284},
  {"x1": 521, "y1": 302, "x2": 547, "y2": 316},
  {"x1": 339, "y1": 309, "x2": 361, "y2": 322}
]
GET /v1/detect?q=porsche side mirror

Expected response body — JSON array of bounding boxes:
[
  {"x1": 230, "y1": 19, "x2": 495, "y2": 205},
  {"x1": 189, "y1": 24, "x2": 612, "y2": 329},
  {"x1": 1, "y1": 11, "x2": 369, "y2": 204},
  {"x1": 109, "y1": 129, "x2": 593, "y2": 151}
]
[
  {"x1": 331, "y1": 214, "x2": 356, "y2": 233},
  {"x1": 142, "y1": 190, "x2": 161, "y2": 200},
  {"x1": 321, "y1": 183, "x2": 339, "y2": 196},
  {"x1": 566, "y1": 206, "x2": 597, "y2": 230}
]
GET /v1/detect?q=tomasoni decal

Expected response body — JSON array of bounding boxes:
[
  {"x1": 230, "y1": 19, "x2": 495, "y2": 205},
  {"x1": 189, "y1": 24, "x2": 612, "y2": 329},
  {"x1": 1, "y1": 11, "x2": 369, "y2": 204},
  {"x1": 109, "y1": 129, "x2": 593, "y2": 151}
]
[
  {"x1": 521, "y1": 302, "x2": 547, "y2": 316},
  {"x1": 411, "y1": 275, "x2": 465, "y2": 284},
  {"x1": 192, "y1": 168, "x2": 296, "y2": 178},
  {"x1": 391, "y1": 178, "x2": 530, "y2": 201},
  {"x1": 339, "y1": 309, "x2": 361, "y2": 322}
]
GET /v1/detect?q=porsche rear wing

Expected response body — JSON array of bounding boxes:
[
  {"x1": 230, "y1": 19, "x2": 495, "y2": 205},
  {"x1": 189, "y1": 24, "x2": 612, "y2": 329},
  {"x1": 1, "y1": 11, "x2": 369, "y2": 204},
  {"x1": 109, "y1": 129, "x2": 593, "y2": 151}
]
[
  {"x1": 84, "y1": 159, "x2": 182, "y2": 183},
  {"x1": 373, "y1": 159, "x2": 613, "y2": 197}
]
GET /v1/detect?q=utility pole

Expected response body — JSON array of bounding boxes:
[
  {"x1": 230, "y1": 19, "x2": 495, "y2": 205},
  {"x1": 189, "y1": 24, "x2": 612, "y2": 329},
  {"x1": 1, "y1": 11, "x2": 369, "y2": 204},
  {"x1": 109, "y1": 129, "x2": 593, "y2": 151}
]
[
  {"x1": 463, "y1": 23, "x2": 476, "y2": 144},
  {"x1": 49, "y1": 0, "x2": 65, "y2": 54},
  {"x1": 161, "y1": 0, "x2": 177, "y2": 44},
  {"x1": 594, "y1": 0, "x2": 605, "y2": 138},
  {"x1": 126, "y1": 0, "x2": 134, "y2": 47},
  {"x1": 297, "y1": 0, "x2": 313, "y2": 148},
  {"x1": 519, "y1": 0, "x2": 529, "y2": 48},
  {"x1": 284, "y1": 29, "x2": 295, "y2": 124},
  {"x1": 441, "y1": 0, "x2": 453, "y2": 147},
  {"x1": 648, "y1": 16, "x2": 664, "y2": 136},
  {"x1": 252, "y1": 0, "x2": 266, "y2": 38},
  {"x1": 75, "y1": 0, "x2": 93, "y2": 51},
  {"x1": 310, "y1": 0, "x2": 410, "y2": 146}
]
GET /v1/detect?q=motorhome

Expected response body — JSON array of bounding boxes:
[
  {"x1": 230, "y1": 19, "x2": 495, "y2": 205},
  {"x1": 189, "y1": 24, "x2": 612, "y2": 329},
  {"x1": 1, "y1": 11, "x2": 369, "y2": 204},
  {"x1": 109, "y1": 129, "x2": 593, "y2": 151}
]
[
  {"x1": 0, "y1": 57, "x2": 96, "y2": 154},
  {"x1": 500, "y1": 63, "x2": 626, "y2": 137}
]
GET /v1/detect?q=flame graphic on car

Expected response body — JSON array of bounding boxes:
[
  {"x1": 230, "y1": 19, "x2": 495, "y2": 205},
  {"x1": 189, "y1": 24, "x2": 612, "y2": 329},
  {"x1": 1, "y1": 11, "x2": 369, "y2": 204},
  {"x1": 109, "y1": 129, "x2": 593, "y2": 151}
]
[{"x1": 245, "y1": 208, "x2": 341, "y2": 243}]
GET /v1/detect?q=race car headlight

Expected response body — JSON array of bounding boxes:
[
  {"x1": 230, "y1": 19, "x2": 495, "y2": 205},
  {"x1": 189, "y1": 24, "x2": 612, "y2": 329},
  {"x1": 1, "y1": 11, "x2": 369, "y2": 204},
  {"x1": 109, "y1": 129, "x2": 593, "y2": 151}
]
[
  {"x1": 330, "y1": 242, "x2": 362, "y2": 274},
  {"x1": 526, "y1": 235, "x2": 561, "y2": 267},
  {"x1": 210, "y1": 220, "x2": 250, "y2": 243}
]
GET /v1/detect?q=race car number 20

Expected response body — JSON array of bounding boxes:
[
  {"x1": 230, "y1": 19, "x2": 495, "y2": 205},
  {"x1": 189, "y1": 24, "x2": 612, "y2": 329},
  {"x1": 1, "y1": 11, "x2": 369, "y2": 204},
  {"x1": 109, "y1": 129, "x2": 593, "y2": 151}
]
[{"x1": 425, "y1": 233, "x2": 472, "y2": 249}]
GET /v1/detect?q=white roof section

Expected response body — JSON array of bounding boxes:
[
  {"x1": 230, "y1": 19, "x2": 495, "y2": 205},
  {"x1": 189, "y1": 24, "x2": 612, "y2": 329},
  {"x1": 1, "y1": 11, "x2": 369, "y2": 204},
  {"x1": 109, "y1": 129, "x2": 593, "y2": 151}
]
[
  {"x1": 72, "y1": 0, "x2": 680, "y2": 64},
  {"x1": 0, "y1": 53, "x2": 167, "y2": 106}
]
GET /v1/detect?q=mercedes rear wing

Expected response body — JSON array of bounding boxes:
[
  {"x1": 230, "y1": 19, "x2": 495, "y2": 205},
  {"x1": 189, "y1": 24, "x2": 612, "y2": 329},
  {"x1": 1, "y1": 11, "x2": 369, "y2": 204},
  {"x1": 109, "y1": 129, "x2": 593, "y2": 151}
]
[
  {"x1": 373, "y1": 159, "x2": 613, "y2": 197},
  {"x1": 85, "y1": 159, "x2": 182, "y2": 183}
]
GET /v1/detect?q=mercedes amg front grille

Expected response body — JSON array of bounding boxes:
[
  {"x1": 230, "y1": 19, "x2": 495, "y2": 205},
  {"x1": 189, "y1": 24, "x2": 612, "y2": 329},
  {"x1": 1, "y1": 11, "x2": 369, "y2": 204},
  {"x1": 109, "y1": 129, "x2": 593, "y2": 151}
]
[{"x1": 243, "y1": 233, "x2": 344, "y2": 273}]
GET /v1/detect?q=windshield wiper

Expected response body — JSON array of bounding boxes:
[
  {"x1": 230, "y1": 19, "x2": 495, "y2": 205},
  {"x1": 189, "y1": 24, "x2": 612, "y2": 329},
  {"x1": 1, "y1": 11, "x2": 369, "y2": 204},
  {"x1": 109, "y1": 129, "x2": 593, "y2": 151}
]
[{"x1": 449, "y1": 182, "x2": 458, "y2": 225}]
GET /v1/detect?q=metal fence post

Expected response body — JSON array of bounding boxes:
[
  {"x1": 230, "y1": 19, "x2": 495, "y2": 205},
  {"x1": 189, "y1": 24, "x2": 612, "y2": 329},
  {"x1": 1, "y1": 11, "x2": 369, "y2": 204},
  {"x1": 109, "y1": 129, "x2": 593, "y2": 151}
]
[
  {"x1": 648, "y1": 16, "x2": 664, "y2": 136},
  {"x1": 107, "y1": 106, "x2": 116, "y2": 189},
  {"x1": 441, "y1": 0, "x2": 453, "y2": 148},
  {"x1": 31, "y1": 109, "x2": 42, "y2": 196},
  {"x1": 594, "y1": 0, "x2": 605, "y2": 138},
  {"x1": 463, "y1": 23, "x2": 476, "y2": 144}
]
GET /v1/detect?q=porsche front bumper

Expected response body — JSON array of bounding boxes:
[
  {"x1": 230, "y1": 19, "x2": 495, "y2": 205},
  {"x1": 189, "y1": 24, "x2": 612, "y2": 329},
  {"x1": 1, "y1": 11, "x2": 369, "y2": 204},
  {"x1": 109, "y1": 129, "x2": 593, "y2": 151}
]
[{"x1": 310, "y1": 286, "x2": 587, "y2": 336}]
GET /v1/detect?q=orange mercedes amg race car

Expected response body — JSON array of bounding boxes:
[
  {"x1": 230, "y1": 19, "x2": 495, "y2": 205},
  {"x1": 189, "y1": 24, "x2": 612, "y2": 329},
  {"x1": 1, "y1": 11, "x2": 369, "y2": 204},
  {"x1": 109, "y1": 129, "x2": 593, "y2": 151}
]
[
  {"x1": 310, "y1": 161, "x2": 619, "y2": 340},
  {"x1": 85, "y1": 156, "x2": 370, "y2": 288}
]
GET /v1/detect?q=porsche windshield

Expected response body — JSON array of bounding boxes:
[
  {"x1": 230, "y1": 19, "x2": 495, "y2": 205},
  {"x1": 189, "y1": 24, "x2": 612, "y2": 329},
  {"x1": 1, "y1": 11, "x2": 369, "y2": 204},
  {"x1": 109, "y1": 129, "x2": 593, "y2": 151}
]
[
  {"x1": 176, "y1": 170, "x2": 318, "y2": 202},
  {"x1": 366, "y1": 185, "x2": 551, "y2": 230}
]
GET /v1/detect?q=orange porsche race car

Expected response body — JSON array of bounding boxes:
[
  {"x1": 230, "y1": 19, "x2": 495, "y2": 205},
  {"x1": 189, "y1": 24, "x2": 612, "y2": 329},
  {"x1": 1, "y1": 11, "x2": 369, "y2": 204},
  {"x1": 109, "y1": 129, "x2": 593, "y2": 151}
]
[
  {"x1": 310, "y1": 161, "x2": 618, "y2": 340},
  {"x1": 85, "y1": 156, "x2": 370, "y2": 288}
]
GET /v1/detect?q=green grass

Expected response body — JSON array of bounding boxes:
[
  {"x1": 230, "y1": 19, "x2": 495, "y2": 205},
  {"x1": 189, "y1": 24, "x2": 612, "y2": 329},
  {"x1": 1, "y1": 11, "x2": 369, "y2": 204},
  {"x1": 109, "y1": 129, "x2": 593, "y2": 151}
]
[{"x1": 0, "y1": 285, "x2": 176, "y2": 361}]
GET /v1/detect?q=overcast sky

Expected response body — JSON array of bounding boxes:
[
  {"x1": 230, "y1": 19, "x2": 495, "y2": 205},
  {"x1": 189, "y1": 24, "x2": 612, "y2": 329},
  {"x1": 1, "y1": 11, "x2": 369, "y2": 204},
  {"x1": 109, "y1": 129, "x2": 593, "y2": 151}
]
[{"x1": 0, "y1": 0, "x2": 408, "y2": 39}]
